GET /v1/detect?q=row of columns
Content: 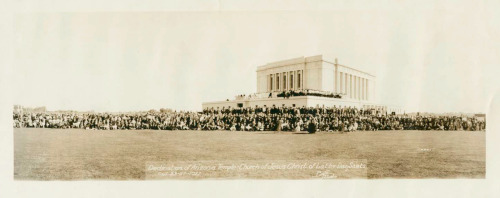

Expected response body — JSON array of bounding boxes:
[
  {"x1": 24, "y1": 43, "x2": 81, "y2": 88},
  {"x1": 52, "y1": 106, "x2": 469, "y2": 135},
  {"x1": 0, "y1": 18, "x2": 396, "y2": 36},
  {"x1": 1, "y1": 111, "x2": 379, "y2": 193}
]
[
  {"x1": 267, "y1": 69, "x2": 370, "y2": 101},
  {"x1": 268, "y1": 70, "x2": 303, "y2": 92},
  {"x1": 336, "y1": 72, "x2": 369, "y2": 101}
]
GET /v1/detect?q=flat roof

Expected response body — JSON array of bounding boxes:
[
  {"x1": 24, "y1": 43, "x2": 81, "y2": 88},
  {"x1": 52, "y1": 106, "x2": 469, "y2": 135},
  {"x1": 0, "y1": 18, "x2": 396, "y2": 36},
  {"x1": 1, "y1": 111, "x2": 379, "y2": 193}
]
[{"x1": 256, "y1": 55, "x2": 375, "y2": 77}]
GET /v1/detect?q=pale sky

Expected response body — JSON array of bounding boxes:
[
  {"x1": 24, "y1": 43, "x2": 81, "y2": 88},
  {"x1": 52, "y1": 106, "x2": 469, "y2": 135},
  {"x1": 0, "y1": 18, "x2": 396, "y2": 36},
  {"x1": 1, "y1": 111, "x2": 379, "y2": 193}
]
[{"x1": 11, "y1": 8, "x2": 500, "y2": 113}]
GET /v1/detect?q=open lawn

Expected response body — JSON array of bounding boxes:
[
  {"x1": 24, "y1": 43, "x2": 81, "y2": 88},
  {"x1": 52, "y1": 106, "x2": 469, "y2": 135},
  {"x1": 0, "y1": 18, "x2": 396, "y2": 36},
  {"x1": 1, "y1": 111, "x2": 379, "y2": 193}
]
[{"x1": 14, "y1": 128, "x2": 485, "y2": 180}]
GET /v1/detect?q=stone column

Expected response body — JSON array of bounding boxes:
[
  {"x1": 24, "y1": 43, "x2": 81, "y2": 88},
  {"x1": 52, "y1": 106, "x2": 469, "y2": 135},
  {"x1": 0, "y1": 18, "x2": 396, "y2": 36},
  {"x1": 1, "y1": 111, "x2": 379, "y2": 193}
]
[
  {"x1": 365, "y1": 79, "x2": 368, "y2": 100},
  {"x1": 362, "y1": 78, "x2": 365, "y2": 100},
  {"x1": 294, "y1": 70, "x2": 297, "y2": 90},
  {"x1": 285, "y1": 72, "x2": 288, "y2": 90},
  {"x1": 297, "y1": 70, "x2": 304, "y2": 89},
  {"x1": 358, "y1": 77, "x2": 362, "y2": 100},
  {"x1": 276, "y1": 73, "x2": 279, "y2": 91},
  {"x1": 346, "y1": 74, "x2": 349, "y2": 98},
  {"x1": 351, "y1": 75, "x2": 354, "y2": 99},
  {"x1": 344, "y1": 73, "x2": 347, "y2": 95},
  {"x1": 358, "y1": 77, "x2": 361, "y2": 100},
  {"x1": 353, "y1": 76, "x2": 357, "y2": 99},
  {"x1": 270, "y1": 74, "x2": 273, "y2": 92},
  {"x1": 286, "y1": 72, "x2": 289, "y2": 90},
  {"x1": 359, "y1": 77, "x2": 361, "y2": 100},
  {"x1": 366, "y1": 79, "x2": 369, "y2": 100},
  {"x1": 268, "y1": 74, "x2": 271, "y2": 92},
  {"x1": 357, "y1": 76, "x2": 360, "y2": 100},
  {"x1": 302, "y1": 62, "x2": 307, "y2": 90},
  {"x1": 281, "y1": 72, "x2": 288, "y2": 91},
  {"x1": 334, "y1": 58, "x2": 338, "y2": 93},
  {"x1": 339, "y1": 72, "x2": 343, "y2": 94},
  {"x1": 336, "y1": 71, "x2": 340, "y2": 94},
  {"x1": 349, "y1": 74, "x2": 352, "y2": 98},
  {"x1": 288, "y1": 71, "x2": 291, "y2": 91},
  {"x1": 286, "y1": 72, "x2": 289, "y2": 91},
  {"x1": 356, "y1": 76, "x2": 359, "y2": 99},
  {"x1": 361, "y1": 78, "x2": 365, "y2": 100},
  {"x1": 280, "y1": 73, "x2": 283, "y2": 91},
  {"x1": 297, "y1": 70, "x2": 300, "y2": 90},
  {"x1": 302, "y1": 69, "x2": 305, "y2": 90}
]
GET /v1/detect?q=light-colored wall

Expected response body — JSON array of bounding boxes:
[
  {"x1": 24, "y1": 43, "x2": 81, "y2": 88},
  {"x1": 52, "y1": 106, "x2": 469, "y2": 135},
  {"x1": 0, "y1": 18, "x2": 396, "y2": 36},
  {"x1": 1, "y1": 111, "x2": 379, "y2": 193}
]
[
  {"x1": 202, "y1": 97, "x2": 309, "y2": 109},
  {"x1": 256, "y1": 73, "x2": 267, "y2": 93},
  {"x1": 321, "y1": 61, "x2": 335, "y2": 93},
  {"x1": 248, "y1": 97, "x2": 308, "y2": 108},
  {"x1": 306, "y1": 97, "x2": 368, "y2": 108},
  {"x1": 304, "y1": 62, "x2": 322, "y2": 91}
]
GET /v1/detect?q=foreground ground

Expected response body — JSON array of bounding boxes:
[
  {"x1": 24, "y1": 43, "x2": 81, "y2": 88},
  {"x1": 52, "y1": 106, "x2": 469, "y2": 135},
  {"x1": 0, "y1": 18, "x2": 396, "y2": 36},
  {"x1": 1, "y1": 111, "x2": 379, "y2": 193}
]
[{"x1": 14, "y1": 128, "x2": 485, "y2": 180}]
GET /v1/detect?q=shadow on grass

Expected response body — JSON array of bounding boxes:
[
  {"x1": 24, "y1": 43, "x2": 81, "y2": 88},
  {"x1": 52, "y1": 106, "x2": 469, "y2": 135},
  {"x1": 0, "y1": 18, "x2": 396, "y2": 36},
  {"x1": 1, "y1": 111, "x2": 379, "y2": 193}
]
[
  {"x1": 252, "y1": 132, "x2": 313, "y2": 135},
  {"x1": 292, "y1": 132, "x2": 313, "y2": 135}
]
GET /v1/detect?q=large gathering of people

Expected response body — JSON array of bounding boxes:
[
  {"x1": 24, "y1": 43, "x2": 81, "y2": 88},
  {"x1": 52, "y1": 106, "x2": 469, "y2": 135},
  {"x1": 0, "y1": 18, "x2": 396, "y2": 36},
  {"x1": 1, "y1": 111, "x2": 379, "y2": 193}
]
[
  {"x1": 234, "y1": 89, "x2": 343, "y2": 100},
  {"x1": 276, "y1": 89, "x2": 342, "y2": 99},
  {"x1": 13, "y1": 106, "x2": 486, "y2": 132}
]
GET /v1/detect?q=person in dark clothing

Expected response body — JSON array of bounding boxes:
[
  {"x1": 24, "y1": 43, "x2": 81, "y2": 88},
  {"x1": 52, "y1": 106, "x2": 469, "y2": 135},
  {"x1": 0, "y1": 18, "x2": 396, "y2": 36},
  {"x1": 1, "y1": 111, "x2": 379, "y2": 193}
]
[{"x1": 308, "y1": 118, "x2": 317, "y2": 133}]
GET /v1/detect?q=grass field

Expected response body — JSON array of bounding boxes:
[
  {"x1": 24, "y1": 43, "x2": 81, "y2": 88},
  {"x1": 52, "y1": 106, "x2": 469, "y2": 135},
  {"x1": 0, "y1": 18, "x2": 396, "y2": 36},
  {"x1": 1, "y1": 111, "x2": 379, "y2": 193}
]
[{"x1": 14, "y1": 128, "x2": 485, "y2": 180}]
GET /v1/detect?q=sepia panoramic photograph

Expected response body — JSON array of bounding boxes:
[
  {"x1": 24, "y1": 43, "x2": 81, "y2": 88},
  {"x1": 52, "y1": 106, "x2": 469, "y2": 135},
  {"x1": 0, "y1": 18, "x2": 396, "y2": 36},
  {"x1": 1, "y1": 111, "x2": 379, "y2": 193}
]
[
  {"x1": 2, "y1": 0, "x2": 500, "y2": 197},
  {"x1": 11, "y1": 11, "x2": 490, "y2": 180}
]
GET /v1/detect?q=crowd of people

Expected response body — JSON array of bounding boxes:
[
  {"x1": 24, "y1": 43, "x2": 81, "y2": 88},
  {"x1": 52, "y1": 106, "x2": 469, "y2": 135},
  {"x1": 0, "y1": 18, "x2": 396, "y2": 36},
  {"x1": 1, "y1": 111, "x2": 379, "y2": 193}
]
[
  {"x1": 276, "y1": 90, "x2": 342, "y2": 99},
  {"x1": 233, "y1": 89, "x2": 343, "y2": 101},
  {"x1": 13, "y1": 106, "x2": 486, "y2": 132}
]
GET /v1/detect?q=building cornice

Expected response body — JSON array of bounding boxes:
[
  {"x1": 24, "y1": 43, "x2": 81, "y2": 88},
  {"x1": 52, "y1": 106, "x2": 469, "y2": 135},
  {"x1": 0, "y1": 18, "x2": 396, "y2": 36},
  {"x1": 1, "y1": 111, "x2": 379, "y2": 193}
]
[{"x1": 257, "y1": 55, "x2": 376, "y2": 77}]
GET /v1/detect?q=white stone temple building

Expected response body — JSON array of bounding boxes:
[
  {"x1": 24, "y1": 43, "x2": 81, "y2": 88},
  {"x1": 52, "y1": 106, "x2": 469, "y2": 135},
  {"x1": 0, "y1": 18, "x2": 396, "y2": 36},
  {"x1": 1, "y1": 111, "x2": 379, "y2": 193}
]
[
  {"x1": 203, "y1": 55, "x2": 402, "y2": 114},
  {"x1": 256, "y1": 55, "x2": 375, "y2": 101}
]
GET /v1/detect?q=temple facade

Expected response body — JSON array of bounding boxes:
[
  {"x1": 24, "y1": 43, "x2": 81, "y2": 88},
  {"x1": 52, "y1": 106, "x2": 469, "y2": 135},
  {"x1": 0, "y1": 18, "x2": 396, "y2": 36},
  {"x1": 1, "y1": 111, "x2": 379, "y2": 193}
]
[
  {"x1": 202, "y1": 55, "x2": 402, "y2": 114},
  {"x1": 256, "y1": 55, "x2": 375, "y2": 102}
]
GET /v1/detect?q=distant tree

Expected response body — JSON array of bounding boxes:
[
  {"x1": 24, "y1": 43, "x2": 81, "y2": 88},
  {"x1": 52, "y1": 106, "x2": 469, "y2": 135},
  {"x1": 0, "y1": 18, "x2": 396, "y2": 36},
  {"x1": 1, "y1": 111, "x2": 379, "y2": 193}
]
[{"x1": 160, "y1": 108, "x2": 173, "y2": 113}]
